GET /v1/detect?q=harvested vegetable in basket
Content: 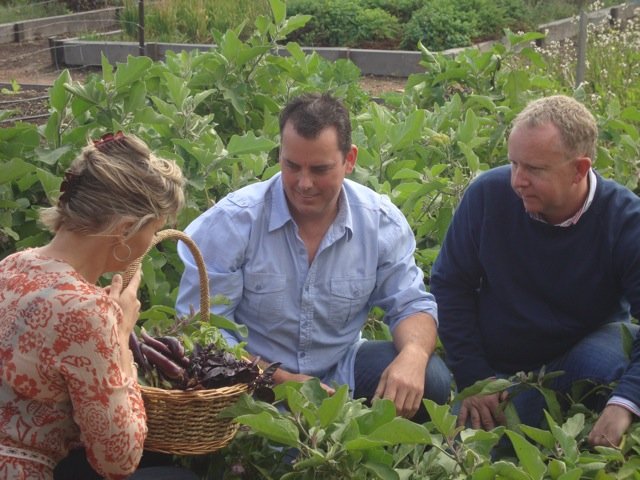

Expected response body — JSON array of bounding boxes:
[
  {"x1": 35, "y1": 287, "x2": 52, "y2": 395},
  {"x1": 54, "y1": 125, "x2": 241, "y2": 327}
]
[{"x1": 130, "y1": 330, "x2": 277, "y2": 397}]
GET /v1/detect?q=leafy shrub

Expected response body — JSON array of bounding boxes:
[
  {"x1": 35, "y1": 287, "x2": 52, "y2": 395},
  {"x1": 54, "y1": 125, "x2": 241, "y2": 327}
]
[
  {"x1": 360, "y1": 0, "x2": 425, "y2": 23},
  {"x1": 401, "y1": 0, "x2": 476, "y2": 51},
  {"x1": 464, "y1": 0, "x2": 532, "y2": 41},
  {"x1": 286, "y1": 0, "x2": 400, "y2": 48},
  {"x1": 401, "y1": 0, "x2": 532, "y2": 51},
  {"x1": 357, "y1": 7, "x2": 402, "y2": 46}
]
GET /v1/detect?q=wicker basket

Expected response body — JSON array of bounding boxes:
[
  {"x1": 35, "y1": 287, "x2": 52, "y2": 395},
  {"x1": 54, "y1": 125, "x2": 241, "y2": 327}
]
[{"x1": 123, "y1": 229, "x2": 249, "y2": 455}]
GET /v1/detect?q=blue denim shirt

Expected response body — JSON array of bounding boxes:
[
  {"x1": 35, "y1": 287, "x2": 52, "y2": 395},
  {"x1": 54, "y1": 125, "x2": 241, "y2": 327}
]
[{"x1": 176, "y1": 173, "x2": 437, "y2": 391}]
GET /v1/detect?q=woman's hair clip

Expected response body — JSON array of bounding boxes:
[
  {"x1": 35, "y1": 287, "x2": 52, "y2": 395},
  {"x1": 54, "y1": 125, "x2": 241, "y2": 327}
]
[
  {"x1": 93, "y1": 131, "x2": 125, "y2": 151},
  {"x1": 59, "y1": 170, "x2": 82, "y2": 205}
]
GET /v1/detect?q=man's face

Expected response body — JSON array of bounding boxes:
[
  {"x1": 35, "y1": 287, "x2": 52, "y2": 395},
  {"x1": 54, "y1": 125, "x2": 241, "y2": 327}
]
[
  {"x1": 279, "y1": 122, "x2": 356, "y2": 223},
  {"x1": 508, "y1": 122, "x2": 584, "y2": 224}
]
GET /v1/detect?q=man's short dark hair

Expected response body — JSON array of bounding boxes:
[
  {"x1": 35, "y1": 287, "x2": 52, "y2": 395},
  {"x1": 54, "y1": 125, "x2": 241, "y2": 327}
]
[{"x1": 279, "y1": 93, "x2": 352, "y2": 156}]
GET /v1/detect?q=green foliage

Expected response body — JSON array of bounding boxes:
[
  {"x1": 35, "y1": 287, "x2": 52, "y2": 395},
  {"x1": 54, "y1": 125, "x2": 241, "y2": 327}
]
[
  {"x1": 286, "y1": 0, "x2": 401, "y2": 48},
  {"x1": 360, "y1": 0, "x2": 424, "y2": 23},
  {"x1": 401, "y1": 0, "x2": 533, "y2": 51},
  {"x1": 219, "y1": 380, "x2": 432, "y2": 478},
  {"x1": 401, "y1": 0, "x2": 476, "y2": 51},
  {"x1": 212, "y1": 376, "x2": 640, "y2": 479},
  {"x1": 119, "y1": 0, "x2": 272, "y2": 43}
]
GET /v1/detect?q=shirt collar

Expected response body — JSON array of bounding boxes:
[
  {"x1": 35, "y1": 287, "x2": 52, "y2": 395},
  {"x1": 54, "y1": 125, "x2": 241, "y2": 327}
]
[
  {"x1": 531, "y1": 168, "x2": 597, "y2": 227},
  {"x1": 269, "y1": 173, "x2": 292, "y2": 231}
]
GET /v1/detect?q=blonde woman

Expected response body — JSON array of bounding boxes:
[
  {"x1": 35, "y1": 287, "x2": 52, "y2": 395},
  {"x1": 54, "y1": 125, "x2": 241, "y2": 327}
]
[{"x1": 0, "y1": 133, "x2": 195, "y2": 479}]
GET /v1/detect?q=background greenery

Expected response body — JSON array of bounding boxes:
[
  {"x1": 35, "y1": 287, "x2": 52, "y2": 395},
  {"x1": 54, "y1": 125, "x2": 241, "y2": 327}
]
[
  {"x1": 1, "y1": 0, "x2": 639, "y2": 477},
  {"x1": 114, "y1": 0, "x2": 625, "y2": 51}
]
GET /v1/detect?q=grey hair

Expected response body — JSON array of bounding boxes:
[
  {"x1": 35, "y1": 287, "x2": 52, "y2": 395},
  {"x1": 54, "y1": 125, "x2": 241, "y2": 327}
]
[
  {"x1": 39, "y1": 134, "x2": 185, "y2": 238},
  {"x1": 511, "y1": 95, "x2": 598, "y2": 160}
]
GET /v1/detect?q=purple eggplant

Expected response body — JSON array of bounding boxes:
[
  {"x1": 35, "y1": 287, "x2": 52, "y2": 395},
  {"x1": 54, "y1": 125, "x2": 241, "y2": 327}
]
[
  {"x1": 140, "y1": 328, "x2": 172, "y2": 357},
  {"x1": 139, "y1": 343, "x2": 186, "y2": 386},
  {"x1": 156, "y1": 336, "x2": 187, "y2": 362},
  {"x1": 129, "y1": 332, "x2": 151, "y2": 372}
]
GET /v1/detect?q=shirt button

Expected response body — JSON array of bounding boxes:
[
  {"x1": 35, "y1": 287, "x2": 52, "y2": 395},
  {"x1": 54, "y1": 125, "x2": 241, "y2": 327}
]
[
  {"x1": 256, "y1": 284, "x2": 262, "y2": 291},
  {"x1": 299, "y1": 352, "x2": 306, "y2": 358}
]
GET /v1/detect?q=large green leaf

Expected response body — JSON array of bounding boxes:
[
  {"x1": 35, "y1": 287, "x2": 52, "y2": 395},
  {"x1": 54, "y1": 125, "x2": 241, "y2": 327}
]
[
  {"x1": 317, "y1": 384, "x2": 349, "y2": 428},
  {"x1": 357, "y1": 398, "x2": 396, "y2": 435},
  {"x1": 35, "y1": 168, "x2": 62, "y2": 205},
  {"x1": 362, "y1": 461, "x2": 399, "y2": 480},
  {"x1": 424, "y1": 399, "x2": 458, "y2": 438},
  {"x1": 49, "y1": 69, "x2": 71, "y2": 113},
  {"x1": 520, "y1": 424, "x2": 555, "y2": 450},
  {"x1": 506, "y1": 431, "x2": 546, "y2": 480},
  {"x1": 345, "y1": 417, "x2": 431, "y2": 450},
  {"x1": 235, "y1": 411, "x2": 299, "y2": 447},
  {"x1": 269, "y1": 0, "x2": 286, "y2": 25},
  {"x1": 1, "y1": 158, "x2": 35, "y2": 184},
  {"x1": 115, "y1": 56, "x2": 153, "y2": 91},
  {"x1": 227, "y1": 132, "x2": 277, "y2": 156}
]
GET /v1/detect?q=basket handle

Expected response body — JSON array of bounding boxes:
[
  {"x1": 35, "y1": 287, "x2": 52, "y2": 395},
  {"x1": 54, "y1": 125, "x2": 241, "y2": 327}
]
[{"x1": 122, "y1": 229, "x2": 210, "y2": 324}]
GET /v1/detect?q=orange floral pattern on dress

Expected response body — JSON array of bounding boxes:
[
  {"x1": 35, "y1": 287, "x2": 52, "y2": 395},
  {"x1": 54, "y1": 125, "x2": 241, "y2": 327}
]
[{"x1": 0, "y1": 250, "x2": 147, "y2": 480}]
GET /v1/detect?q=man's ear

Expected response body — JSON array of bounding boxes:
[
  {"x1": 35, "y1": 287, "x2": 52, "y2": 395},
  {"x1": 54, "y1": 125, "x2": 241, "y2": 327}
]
[
  {"x1": 574, "y1": 156, "x2": 592, "y2": 183},
  {"x1": 345, "y1": 145, "x2": 358, "y2": 174}
]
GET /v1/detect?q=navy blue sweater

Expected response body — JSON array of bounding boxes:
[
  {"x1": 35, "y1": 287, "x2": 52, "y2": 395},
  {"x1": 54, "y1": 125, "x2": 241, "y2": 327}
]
[{"x1": 431, "y1": 165, "x2": 640, "y2": 405}]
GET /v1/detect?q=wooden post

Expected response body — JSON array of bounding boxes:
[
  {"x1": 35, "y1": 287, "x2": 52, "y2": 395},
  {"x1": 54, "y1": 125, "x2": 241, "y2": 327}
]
[
  {"x1": 575, "y1": 2, "x2": 588, "y2": 88},
  {"x1": 138, "y1": 0, "x2": 145, "y2": 56}
]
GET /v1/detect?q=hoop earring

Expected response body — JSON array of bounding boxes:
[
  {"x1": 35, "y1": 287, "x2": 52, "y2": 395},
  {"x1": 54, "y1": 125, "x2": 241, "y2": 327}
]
[{"x1": 113, "y1": 243, "x2": 132, "y2": 263}]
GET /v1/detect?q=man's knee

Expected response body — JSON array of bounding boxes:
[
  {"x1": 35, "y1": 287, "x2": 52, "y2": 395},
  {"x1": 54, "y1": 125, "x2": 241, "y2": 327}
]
[
  {"x1": 425, "y1": 354, "x2": 453, "y2": 405},
  {"x1": 557, "y1": 321, "x2": 637, "y2": 387}
]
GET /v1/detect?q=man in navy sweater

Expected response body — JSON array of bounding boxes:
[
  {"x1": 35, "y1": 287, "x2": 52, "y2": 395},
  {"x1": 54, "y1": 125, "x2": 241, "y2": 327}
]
[{"x1": 431, "y1": 95, "x2": 640, "y2": 447}]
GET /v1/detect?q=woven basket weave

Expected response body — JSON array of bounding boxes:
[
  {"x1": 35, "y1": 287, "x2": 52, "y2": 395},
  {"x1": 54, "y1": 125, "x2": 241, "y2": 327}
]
[{"x1": 124, "y1": 229, "x2": 248, "y2": 455}]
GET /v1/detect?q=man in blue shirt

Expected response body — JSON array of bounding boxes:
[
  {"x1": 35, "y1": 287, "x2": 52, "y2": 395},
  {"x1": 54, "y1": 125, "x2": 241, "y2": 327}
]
[
  {"x1": 431, "y1": 95, "x2": 640, "y2": 446},
  {"x1": 176, "y1": 93, "x2": 451, "y2": 420}
]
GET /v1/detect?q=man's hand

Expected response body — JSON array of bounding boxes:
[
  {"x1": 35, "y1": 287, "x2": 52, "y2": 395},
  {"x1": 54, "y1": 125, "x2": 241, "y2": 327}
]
[
  {"x1": 373, "y1": 345, "x2": 428, "y2": 418},
  {"x1": 275, "y1": 370, "x2": 336, "y2": 396},
  {"x1": 588, "y1": 404, "x2": 633, "y2": 448},
  {"x1": 457, "y1": 391, "x2": 508, "y2": 430},
  {"x1": 376, "y1": 312, "x2": 437, "y2": 419},
  {"x1": 253, "y1": 356, "x2": 335, "y2": 395}
]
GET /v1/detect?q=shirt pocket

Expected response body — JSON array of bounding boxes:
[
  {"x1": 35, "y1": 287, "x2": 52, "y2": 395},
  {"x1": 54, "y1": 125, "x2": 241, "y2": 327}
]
[
  {"x1": 329, "y1": 276, "x2": 376, "y2": 326},
  {"x1": 243, "y1": 272, "x2": 287, "y2": 317}
]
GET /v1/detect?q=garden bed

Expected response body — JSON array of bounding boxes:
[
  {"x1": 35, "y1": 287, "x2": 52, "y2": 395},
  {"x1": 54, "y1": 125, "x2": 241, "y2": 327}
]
[{"x1": 0, "y1": 39, "x2": 406, "y2": 126}]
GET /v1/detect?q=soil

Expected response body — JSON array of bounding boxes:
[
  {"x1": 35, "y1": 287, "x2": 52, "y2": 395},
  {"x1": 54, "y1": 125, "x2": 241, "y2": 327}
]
[{"x1": 0, "y1": 39, "x2": 406, "y2": 125}]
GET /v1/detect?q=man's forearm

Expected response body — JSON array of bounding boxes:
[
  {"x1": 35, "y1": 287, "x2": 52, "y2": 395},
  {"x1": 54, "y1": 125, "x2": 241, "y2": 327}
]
[{"x1": 392, "y1": 312, "x2": 437, "y2": 358}]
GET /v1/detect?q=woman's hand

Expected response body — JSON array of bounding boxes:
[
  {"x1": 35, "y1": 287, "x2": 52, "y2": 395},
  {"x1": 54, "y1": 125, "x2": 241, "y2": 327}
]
[
  {"x1": 107, "y1": 269, "x2": 142, "y2": 336},
  {"x1": 106, "y1": 269, "x2": 141, "y2": 378}
]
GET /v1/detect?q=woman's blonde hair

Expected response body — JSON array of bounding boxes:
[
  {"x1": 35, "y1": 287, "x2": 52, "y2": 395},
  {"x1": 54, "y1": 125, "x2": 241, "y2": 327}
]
[{"x1": 40, "y1": 134, "x2": 185, "y2": 238}]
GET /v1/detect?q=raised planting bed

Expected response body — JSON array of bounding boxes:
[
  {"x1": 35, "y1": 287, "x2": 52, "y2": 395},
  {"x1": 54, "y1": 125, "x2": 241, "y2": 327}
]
[
  {"x1": 45, "y1": 2, "x2": 638, "y2": 78},
  {"x1": 0, "y1": 7, "x2": 121, "y2": 44}
]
